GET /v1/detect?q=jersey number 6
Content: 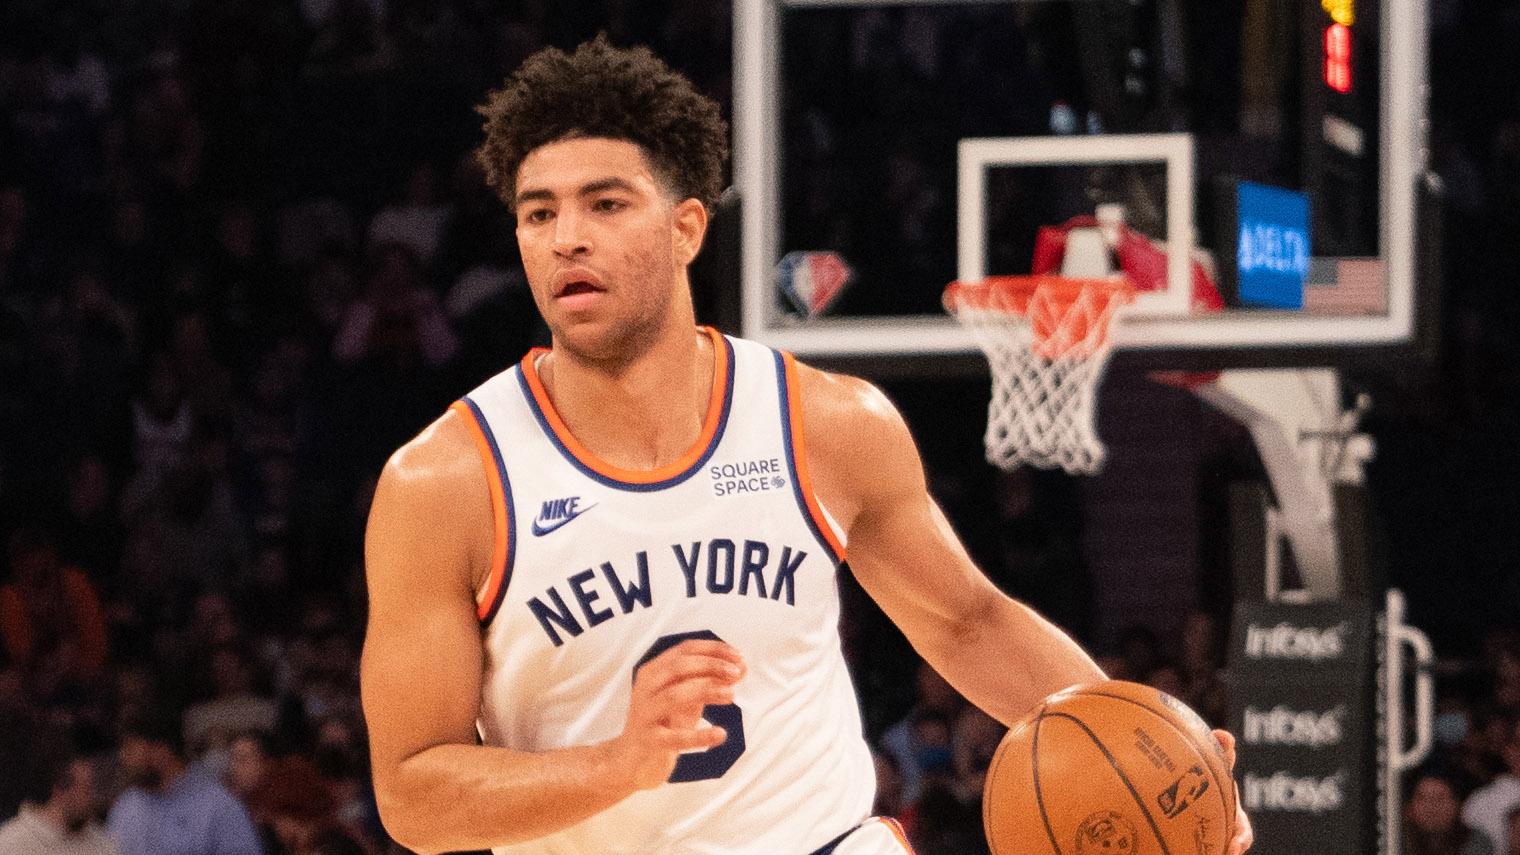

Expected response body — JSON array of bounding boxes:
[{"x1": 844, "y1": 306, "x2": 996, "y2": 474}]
[{"x1": 634, "y1": 630, "x2": 747, "y2": 783}]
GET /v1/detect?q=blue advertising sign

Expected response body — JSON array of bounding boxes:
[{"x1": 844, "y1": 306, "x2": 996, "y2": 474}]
[{"x1": 1237, "y1": 182, "x2": 1311, "y2": 309}]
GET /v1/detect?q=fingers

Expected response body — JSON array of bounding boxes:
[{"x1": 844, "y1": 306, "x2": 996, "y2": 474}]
[
  {"x1": 667, "y1": 639, "x2": 745, "y2": 667},
  {"x1": 1228, "y1": 804, "x2": 1255, "y2": 854},
  {"x1": 634, "y1": 640, "x2": 746, "y2": 695},
  {"x1": 646, "y1": 654, "x2": 744, "y2": 694},
  {"x1": 1224, "y1": 756, "x2": 1252, "y2": 854},
  {"x1": 630, "y1": 640, "x2": 745, "y2": 730},
  {"x1": 656, "y1": 723, "x2": 729, "y2": 753},
  {"x1": 675, "y1": 677, "x2": 736, "y2": 707},
  {"x1": 1212, "y1": 728, "x2": 1238, "y2": 768}
]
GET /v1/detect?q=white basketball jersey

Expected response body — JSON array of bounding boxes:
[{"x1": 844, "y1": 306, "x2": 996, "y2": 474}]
[{"x1": 451, "y1": 329, "x2": 883, "y2": 854}]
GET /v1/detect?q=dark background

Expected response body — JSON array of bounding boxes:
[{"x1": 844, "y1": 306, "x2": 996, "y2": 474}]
[{"x1": 1, "y1": 0, "x2": 1518, "y2": 853}]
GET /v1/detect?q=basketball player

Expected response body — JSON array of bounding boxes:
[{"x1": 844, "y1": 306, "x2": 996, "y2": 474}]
[{"x1": 360, "y1": 37, "x2": 1254, "y2": 855}]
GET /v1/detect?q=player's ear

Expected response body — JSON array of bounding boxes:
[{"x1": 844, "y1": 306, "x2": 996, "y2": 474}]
[{"x1": 672, "y1": 197, "x2": 708, "y2": 266}]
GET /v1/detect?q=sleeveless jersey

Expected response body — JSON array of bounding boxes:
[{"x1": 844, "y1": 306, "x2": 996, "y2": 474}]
[{"x1": 451, "y1": 329, "x2": 881, "y2": 854}]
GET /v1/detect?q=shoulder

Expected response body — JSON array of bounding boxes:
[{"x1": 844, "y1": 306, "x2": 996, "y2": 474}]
[
  {"x1": 368, "y1": 405, "x2": 495, "y2": 594},
  {"x1": 108, "y1": 788, "x2": 149, "y2": 824},
  {"x1": 788, "y1": 358, "x2": 924, "y2": 524},
  {"x1": 0, "y1": 814, "x2": 25, "y2": 843},
  {"x1": 1465, "y1": 780, "x2": 1504, "y2": 808},
  {"x1": 80, "y1": 824, "x2": 116, "y2": 854},
  {"x1": 182, "y1": 766, "x2": 244, "y2": 808},
  {"x1": 205, "y1": 778, "x2": 252, "y2": 816},
  {"x1": 790, "y1": 360, "x2": 902, "y2": 438},
  {"x1": 378, "y1": 406, "x2": 484, "y2": 498},
  {"x1": 372, "y1": 405, "x2": 498, "y2": 538}
]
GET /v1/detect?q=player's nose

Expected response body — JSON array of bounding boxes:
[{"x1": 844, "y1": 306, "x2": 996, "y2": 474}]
[{"x1": 552, "y1": 210, "x2": 591, "y2": 257}]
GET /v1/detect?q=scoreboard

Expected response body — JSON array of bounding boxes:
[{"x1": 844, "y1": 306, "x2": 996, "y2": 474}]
[{"x1": 1302, "y1": 0, "x2": 1380, "y2": 258}]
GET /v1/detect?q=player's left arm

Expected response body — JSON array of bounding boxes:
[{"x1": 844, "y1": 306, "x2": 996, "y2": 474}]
[
  {"x1": 796, "y1": 365, "x2": 1104, "y2": 723},
  {"x1": 797, "y1": 364, "x2": 1254, "y2": 853}
]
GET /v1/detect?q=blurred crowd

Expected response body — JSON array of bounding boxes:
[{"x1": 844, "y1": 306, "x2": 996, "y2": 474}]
[
  {"x1": 1, "y1": 0, "x2": 1519, "y2": 853},
  {"x1": 0, "y1": 0, "x2": 651, "y2": 852},
  {"x1": 1401, "y1": 632, "x2": 1520, "y2": 855}
]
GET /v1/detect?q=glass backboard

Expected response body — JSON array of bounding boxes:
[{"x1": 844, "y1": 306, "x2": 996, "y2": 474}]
[{"x1": 733, "y1": 0, "x2": 1432, "y2": 369}]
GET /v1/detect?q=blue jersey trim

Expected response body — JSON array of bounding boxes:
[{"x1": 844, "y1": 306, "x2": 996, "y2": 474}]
[
  {"x1": 773, "y1": 351, "x2": 846, "y2": 566},
  {"x1": 515, "y1": 336, "x2": 736, "y2": 492},
  {"x1": 461, "y1": 396, "x2": 516, "y2": 626}
]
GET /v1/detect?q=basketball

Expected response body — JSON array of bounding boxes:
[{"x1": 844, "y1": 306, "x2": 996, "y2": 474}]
[{"x1": 983, "y1": 680, "x2": 1236, "y2": 855}]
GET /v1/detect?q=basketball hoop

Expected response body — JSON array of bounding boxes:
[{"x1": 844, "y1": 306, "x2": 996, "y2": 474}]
[{"x1": 944, "y1": 275, "x2": 1135, "y2": 475}]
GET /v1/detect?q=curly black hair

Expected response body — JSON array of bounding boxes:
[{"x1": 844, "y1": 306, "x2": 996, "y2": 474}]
[{"x1": 474, "y1": 36, "x2": 729, "y2": 212}]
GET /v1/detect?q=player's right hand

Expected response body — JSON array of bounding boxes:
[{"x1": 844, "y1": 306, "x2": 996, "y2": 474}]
[{"x1": 611, "y1": 639, "x2": 746, "y2": 790}]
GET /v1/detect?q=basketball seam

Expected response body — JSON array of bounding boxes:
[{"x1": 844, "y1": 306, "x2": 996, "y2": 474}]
[
  {"x1": 1074, "y1": 690, "x2": 1234, "y2": 837},
  {"x1": 1043, "y1": 711, "x2": 1174, "y2": 855},
  {"x1": 1031, "y1": 711, "x2": 1065, "y2": 855}
]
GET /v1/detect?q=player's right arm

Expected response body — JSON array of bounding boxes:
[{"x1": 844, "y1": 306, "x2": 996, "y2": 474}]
[{"x1": 361, "y1": 409, "x2": 744, "y2": 854}]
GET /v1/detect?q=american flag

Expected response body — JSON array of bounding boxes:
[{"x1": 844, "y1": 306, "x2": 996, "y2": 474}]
[{"x1": 1303, "y1": 258, "x2": 1386, "y2": 314}]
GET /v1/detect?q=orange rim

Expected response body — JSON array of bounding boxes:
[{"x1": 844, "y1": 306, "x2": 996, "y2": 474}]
[
  {"x1": 944, "y1": 275, "x2": 1136, "y2": 360},
  {"x1": 943, "y1": 275, "x2": 1134, "y2": 315}
]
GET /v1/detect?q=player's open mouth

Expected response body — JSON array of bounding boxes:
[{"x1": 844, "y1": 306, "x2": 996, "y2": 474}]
[
  {"x1": 552, "y1": 268, "x2": 606, "y2": 300},
  {"x1": 559, "y1": 281, "x2": 601, "y2": 297}
]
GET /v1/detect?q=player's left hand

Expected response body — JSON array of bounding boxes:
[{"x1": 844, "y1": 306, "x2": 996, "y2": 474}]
[{"x1": 1212, "y1": 729, "x2": 1254, "y2": 854}]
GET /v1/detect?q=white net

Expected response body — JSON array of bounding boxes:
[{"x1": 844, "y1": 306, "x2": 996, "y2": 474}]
[{"x1": 945, "y1": 277, "x2": 1133, "y2": 475}]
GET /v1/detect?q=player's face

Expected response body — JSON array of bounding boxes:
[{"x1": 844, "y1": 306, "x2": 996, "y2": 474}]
[{"x1": 513, "y1": 136, "x2": 706, "y2": 362}]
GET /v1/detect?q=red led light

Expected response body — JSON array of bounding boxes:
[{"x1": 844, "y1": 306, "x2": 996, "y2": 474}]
[{"x1": 1324, "y1": 24, "x2": 1353, "y2": 93}]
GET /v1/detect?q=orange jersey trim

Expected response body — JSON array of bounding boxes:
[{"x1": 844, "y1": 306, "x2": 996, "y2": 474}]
[
  {"x1": 450, "y1": 400, "x2": 512, "y2": 623},
  {"x1": 879, "y1": 817, "x2": 915, "y2": 853},
  {"x1": 519, "y1": 326, "x2": 730, "y2": 485},
  {"x1": 781, "y1": 352, "x2": 847, "y2": 564}
]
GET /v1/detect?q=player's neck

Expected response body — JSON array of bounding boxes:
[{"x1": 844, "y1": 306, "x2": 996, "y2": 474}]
[{"x1": 539, "y1": 321, "x2": 714, "y2": 472}]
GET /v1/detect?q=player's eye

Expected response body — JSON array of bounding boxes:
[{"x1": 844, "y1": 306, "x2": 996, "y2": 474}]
[
  {"x1": 592, "y1": 198, "x2": 627, "y2": 213},
  {"x1": 522, "y1": 207, "x2": 552, "y2": 225}
]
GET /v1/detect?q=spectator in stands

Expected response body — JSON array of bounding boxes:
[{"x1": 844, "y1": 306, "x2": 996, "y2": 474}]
[
  {"x1": 1464, "y1": 720, "x2": 1520, "y2": 853},
  {"x1": 951, "y1": 707, "x2": 1003, "y2": 805},
  {"x1": 1460, "y1": 706, "x2": 1513, "y2": 788},
  {"x1": 0, "y1": 186, "x2": 42, "y2": 296},
  {"x1": 367, "y1": 163, "x2": 452, "y2": 265},
  {"x1": 1116, "y1": 624, "x2": 1165, "y2": 683},
  {"x1": 881, "y1": 661, "x2": 966, "y2": 805},
  {"x1": 905, "y1": 775, "x2": 987, "y2": 855},
  {"x1": 1145, "y1": 662, "x2": 1189, "y2": 699},
  {"x1": 1405, "y1": 772, "x2": 1493, "y2": 855},
  {"x1": 310, "y1": 715, "x2": 374, "y2": 829},
  {"x1": 261, "y1": 752, "x2": 343, "y2": 853},
  {"x1": 332, "y1": 241, "x2": 458, "y2": 369},
  {"x1": 0, "y1": 525, "x2": 109, "y2": 701},
  {"x1": 301, "y1": 0, "x2": 395, "y2": 78},
  {"x1": 43, "y1": 18, "x2": 113, "y2": 117},
  {"x1": 108, "y1": 706, "x2": 262, "y2": 855},
  {"x1": 57, "y1": 454, "x2": 123, "y2": 583},
  {"x1": 1495, "y1": 803, "x2": 1520, "y2": 851},
  {"x1": 0, "y1": 694, "x2": 36, "y2": 821},
  {"x1": 183, "y1": 644, "x2": 278, "y2": 759},
  {"x1": 1490, "y1": 640, "x2": 1520, "y2": 718},
  {"x1": 124, "y1": 71, "x2": 204, "y2": 193},
  {"x1": 224, "y1": 730, "x2": 272, "y2": 807},
  {"x1": 0, "y1": 737, "x2": 115, "y2": 855},
  {"x1": 1180, "y1": 610, "x2": 1229, "y2": 725},
  {"x1": 120, "y1": 424, "x2": 250, "y2": 596},
  {"x1": 125, "y1": 353, "x2": 193, "y2": 478}
]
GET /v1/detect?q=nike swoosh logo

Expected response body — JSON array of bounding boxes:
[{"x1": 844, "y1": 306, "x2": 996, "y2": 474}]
[{"x1": 530, "y1": 504, "x2": 596, "y2": 536}]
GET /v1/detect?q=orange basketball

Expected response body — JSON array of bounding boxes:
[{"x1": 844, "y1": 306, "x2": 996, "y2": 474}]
[{"x1": 983, "y1": 680, "x2": 1235, "y2": 855}]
